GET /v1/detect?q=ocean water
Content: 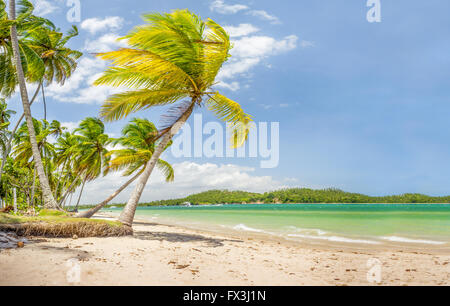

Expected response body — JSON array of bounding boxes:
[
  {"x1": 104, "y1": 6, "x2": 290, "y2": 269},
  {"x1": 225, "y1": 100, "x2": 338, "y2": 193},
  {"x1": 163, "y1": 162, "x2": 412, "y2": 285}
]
[{"x1": 104, "y1": 204, "x2": 450, "y2": 247}]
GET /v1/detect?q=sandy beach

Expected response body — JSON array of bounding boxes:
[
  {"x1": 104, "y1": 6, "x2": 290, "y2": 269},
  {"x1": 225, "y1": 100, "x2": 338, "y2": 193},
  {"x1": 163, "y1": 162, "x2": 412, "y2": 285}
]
[{"x1": 1, "y1": 216, "x2": 449, "y2": 286}]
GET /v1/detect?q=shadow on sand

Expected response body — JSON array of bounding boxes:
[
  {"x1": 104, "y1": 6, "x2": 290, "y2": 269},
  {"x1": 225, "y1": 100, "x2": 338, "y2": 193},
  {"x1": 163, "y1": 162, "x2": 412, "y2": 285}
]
[{"x1": 133, "y1": 231, "x2": 243, "y2": 248}]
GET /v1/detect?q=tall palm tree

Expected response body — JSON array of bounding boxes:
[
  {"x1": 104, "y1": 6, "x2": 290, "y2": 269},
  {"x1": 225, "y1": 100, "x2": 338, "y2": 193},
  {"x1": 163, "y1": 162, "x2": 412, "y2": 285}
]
[
  {"x1": 1, "y1": 1, "x2": 81, "y2": 208},
  {"x1": 5, "y1": 0, "x2": 58, "y2": 209},
  {"x1": 71, "y1": 117, "x2": 112, "y2": 211},
  {"x1": 76, "y1": 118, "x2": 174, "y2": 218},
  {"x1": 94, "y1": 10, "x2": 252, "y2": 226}
]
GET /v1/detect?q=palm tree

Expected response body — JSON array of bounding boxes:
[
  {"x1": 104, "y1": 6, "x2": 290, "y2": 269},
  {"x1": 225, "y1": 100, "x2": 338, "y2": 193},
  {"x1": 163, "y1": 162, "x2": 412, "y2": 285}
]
[
  {"x1": 28, "y1": 25, "x2": 82, "y2": 119},
  {"x1": 5, "y1": 0, "x2": 59, "y2": 209},
  {"x1": 71, "y1": 117, "x2": 112, "y2": 211},
  {"x1": 1, "y1": 1, "x2": 81, "y2": 209},
  {"x1": 12, "y1": 119, "x2": 55, "y2": 207},
  {"x1": 94, "y1": 10, "x2": 252, "y2": 226},
  {"x1": 76, "y1": 118, "x2": 174, "y2": 218}
]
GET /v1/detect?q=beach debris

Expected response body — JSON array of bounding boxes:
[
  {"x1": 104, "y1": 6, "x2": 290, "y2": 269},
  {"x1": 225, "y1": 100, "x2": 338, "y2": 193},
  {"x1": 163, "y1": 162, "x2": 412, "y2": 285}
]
[
  {"x1": 0, "y1": 232, "x2": 28, "y2": 250},
  {"x1": 176, "y1": 264, "x2": 190, "y2": 269},
  {"x1": 72, "y1": 235, "x2": 78, "y2": 240}
]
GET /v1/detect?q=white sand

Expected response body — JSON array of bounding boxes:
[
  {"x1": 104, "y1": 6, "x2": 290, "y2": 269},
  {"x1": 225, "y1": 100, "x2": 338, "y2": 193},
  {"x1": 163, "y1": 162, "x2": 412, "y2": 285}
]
[{"x1": 1, "y1": 219, "x2": 449, "y2": 286}]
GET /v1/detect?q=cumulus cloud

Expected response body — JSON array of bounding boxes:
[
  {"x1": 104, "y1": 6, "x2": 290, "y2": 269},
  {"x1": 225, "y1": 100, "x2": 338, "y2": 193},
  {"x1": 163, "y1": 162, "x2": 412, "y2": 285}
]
[
  {"x1": 223, "y1": 24, "x2": 259, "y2": 37},
  {"x1": 45, "y1": 57, "x2": 122, "y2": 104},
  {"x1": 217, "y1": 35, "x2": 298, "y2": 85},
  {"x1": 48, "y1": 16, "x2": 129, "y2": 105},
  {"x1": 78, "y1": 162, "x2": 296, "y2": 204},
  {"x1": 84, "y1": 33, "x2": 128, "y2": 53},
  {"x1": 81, "y1": 16, "x2": 125, "y2": 35},
  {"x1": 210, "y1": 0, "x2": 248, "y2": 14}
]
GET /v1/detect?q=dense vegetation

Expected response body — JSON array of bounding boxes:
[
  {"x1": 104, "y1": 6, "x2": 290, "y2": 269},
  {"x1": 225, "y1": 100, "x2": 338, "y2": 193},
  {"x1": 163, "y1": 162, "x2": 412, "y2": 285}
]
[{"x1": 85, "y1": 188, "x2": 450, "y2": 208}]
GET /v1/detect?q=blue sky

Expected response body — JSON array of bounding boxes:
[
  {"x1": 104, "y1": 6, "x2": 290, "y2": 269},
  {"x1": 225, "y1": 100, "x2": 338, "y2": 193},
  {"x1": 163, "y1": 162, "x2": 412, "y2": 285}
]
[{"x1": 8, "y1": 0, "x2": 450, "y2": 202}]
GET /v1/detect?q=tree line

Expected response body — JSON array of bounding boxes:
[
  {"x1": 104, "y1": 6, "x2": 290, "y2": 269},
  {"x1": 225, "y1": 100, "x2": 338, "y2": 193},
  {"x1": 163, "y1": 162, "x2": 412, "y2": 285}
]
[{"x1": 105, "y1": 188, "x2": 450, "y2": 207}]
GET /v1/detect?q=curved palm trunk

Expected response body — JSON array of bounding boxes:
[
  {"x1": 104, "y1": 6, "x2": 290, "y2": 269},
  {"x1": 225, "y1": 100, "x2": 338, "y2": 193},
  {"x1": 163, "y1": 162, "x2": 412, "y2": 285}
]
[
  {"x1": 119, "y1": 104, "x2": 194, "y2": 226},
  {"x1": 76, "y1": 169, "x2": 144, "y2": 219},
  {"x1": 8, "y1": 1, "x2": 58, "y2": 210},
  {"x1": 0, "y1": 82, "x2": 42, "y2": 183},
  {"x1": 57, "y1": 174, "x2": 81, "y2": 207},
  {"x1": 74, "y1": 176, "x2": 87, "y2": 212}
]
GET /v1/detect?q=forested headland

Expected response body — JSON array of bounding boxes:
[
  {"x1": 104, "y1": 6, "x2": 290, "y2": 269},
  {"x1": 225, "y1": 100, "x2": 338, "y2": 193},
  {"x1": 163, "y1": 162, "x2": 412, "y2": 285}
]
[{"x1": 81, "y1": 188, "x2": 450, "y2": 208}]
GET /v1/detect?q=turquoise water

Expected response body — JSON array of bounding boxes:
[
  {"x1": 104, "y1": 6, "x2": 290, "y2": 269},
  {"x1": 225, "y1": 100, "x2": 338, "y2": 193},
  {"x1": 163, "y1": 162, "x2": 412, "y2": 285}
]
[{"x1": 105, "y1": 204, "x2": 450, "y2": 247}]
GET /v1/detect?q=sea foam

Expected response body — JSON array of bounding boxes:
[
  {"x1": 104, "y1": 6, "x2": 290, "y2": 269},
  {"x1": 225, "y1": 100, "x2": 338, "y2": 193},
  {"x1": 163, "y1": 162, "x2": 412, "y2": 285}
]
[
  {"x1": 287, "y1": 233, "x2": 380, "y2": 245},
  {"x1": 381, "y1": 236, "x2": 446, "y2": 245}
]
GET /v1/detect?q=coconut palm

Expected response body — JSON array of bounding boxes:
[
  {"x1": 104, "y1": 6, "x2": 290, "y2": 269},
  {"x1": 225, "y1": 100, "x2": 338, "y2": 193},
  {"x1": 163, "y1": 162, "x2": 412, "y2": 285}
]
[
  {"x1": 70, "y1": 117, "x2": 112, "y2": 211},
  {"x1": 76, "y1": 118, "x2": 174, "y2": 218},
  {"x1": 6, "y1": 0, "x2": 59, "y2": 209},
  {"x1": 94, "y1": 9, "x2": 252, "y2": 226},
  {"x1": 27, "y1": 25, "x2": 82, "y2": 119}
]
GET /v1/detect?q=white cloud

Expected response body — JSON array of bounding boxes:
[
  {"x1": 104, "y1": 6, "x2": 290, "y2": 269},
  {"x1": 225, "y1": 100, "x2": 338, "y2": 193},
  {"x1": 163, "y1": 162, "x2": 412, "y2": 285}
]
[
  {"x1": 60, "y1": 121, "x2": 80, "y2": 132},
  {"x1": 223, "y1": 24, "x2": 259, "y2": 37},
  {"x1": 33, "y1": 0, "x2": 60, "y2": 16},
  {"x1": 80, "y1": 16, "x2": 125, "y2": 35},
  {"x1": 79, "y1": 162, "x2": 296, "y2": 204},
  {"x1": 231, "y1": 35, "x2": 298, "y2": 59},
  {"x1": 248, "y1": 10, "x2": 281, "y2": 24},
  {"x1": 210, "y1": 0, "x2": 248, "y2": 14},
  {"x1": 45, "y1": 57, "x2": 122, "y2": 105},
  {"x1": 217, "y1": 35, "x2": 298, "y2": 84},
  {"x1": 84, "y1": 33, "x2": 128, "y2": 53}
]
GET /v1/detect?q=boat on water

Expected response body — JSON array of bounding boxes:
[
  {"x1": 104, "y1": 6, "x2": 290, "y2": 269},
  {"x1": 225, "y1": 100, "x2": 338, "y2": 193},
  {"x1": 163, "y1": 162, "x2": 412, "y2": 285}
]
[{"x1": 182, "y1": 202, "x2": 192, "y2": 207}]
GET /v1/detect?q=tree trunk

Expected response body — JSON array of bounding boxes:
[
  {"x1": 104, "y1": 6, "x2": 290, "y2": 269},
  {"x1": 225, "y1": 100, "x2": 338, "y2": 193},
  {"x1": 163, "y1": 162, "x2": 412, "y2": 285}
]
[
  {"x1": 57, "y1": 174, "x2": 80, "y2": 207},
  {"x1": 119, "y1": 104, "x2": 194, "y2": 226},
  {"x1": 8, "y1": 1, "x2": 58, "y2": 209},
  {"x1": 54, "y1": 160, "x2": 67, "y2": 200},
  {"x1": 42, "y1": 85, "x2": 47, "y2": 121},
  {"x1": 76, "y1": 169, "x2": 144, "y2": 219},
  {"x1": 13, "y1": 188, "x2": 17, "y2": 213},
  {"x1": 30, "y1": 166, "x2": 37, "y2": 207},
  {"x1": 0, "y1": 82, "x2": 42, "y2": 184},
  {"x1": 74, "y1": 176, "x2": 87, "y2": 212}
]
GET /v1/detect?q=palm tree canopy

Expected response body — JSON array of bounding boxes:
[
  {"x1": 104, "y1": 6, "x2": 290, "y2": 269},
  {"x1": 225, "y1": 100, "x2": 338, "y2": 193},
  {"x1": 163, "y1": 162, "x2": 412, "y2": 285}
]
[
  {"x1": 0, "y1": 0, "x2": 81, "y2": 96},
  {"x1": 94, "y1": 9, "x2": 251, "y2": 147},
  {"x1": 108, "y1": 118, "x2": 174, "y2": 181},
  {"x1": 12, "y1": 118, "x2": 55, "y2": 165},
  {"x1": 72, "y1": 117, "x2": 112, "y2": 181}
]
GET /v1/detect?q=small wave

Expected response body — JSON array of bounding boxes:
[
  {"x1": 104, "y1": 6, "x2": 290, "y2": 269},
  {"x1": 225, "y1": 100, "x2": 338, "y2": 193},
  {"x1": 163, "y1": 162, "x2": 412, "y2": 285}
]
[
  {"x1": 232, "y1": 224, "x2": 276, "y2": 235},
  {"x1": 381, "y1": 236, "x2": 446, "y2": 245},
  {"x1": 286, "y1": 226, "x2": 327, "y2": 236},
  {"x1": 287, "y1": 233, "x2": 380, "y2": 245},
  {"x1": 233, "y1": 224, "x2": 266, "y2": 233}
]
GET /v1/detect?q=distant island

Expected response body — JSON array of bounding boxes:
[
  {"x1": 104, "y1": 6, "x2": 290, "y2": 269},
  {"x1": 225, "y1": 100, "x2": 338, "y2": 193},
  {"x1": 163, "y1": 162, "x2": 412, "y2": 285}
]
[{"x1": 80, "y1": 188, "x2": 450, "y2": 209}]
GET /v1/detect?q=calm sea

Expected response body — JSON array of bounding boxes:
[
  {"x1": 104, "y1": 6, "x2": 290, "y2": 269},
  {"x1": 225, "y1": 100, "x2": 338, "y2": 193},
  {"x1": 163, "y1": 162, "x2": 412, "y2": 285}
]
[{"x1": 104, "y1": 204, "x2": 450, "y2": 247}]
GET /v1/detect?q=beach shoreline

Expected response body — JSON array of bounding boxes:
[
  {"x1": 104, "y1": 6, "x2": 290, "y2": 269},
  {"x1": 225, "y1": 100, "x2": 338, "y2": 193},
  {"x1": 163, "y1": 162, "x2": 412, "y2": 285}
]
[{"x1": 1, "y1": 215, "x2": 449, "y2": 286}]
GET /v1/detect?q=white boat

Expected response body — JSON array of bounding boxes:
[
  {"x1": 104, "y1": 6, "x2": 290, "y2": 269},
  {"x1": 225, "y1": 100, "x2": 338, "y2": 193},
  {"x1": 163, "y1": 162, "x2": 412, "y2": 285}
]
[{"x1": 182, "y1": 202, "x2": 192, "y2": 207}]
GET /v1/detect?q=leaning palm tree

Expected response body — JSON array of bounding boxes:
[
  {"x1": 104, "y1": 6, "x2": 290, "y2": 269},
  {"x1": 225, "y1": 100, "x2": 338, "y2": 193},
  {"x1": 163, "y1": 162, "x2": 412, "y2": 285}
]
[
  {"x1": 71, "y1": 117, "x2": 112, "y2": 211},
  {"x1": 6, "y1": 0, "x2": 58, "y2": 209},
  {"x1": 76, "y1": 118, "x2": 174, "y2": 218},
  {"x1": 94, "y1": 9, "x2": 252, "y2": 226}
]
